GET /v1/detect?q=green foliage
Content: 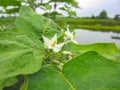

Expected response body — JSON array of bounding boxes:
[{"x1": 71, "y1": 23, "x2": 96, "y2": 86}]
[
  {"x1": 15, "y1": 6, "x2": 62, "y2": 39},
  {"x1": 63, "y1": 42, "x2": 120, "y2": 61},
  {"x1": 91, "y1": 14, "x2": 96, "y2": 19},
  {"x1": 26, "y1": 0, "x2": 34, "y2": 6},
  {"x1": 23, "y1": 51, "x2": 120, "y2": 90},
  {"x1": 56, "y1": 17, "x2": 120, "y2": 32},
  {"x1": 63, "y1": 51, "x2": 120, "y2": 90},
  {"x1": 0, "y1": 29, "x2": 44, "y2": 80},
  {"x1": 50, "y1": 0, "x2": 77, "y2": 4},
  {"x1": 68, "y1": 11, "x2": 77, "y2": 17},
  {"x1": 99, "y1": 10, "x2": 108, "y2": 19},
  {"x1": 6, "y1": 8, "x2": 20, "y2": 14},
  {"x1": 0, "y1": 77, "x2": 18, "y2": 90},
  {"x1": 0, "y1": 6, "x2": 120, "y2": 90},
  {"x1": 0, "y1": 0, "x2": 21, "y2": 7},
  {"x1": 27, "y1": 65, "x2": 71, "y2": 90},
  {"x1": 59, "y1": 5, "x2": 77, "y2": 17},
  {"x1": 0, "y1": 6, "x2": 62, "y2": 89},
  {"x1": 49, "y1": 0, "x2": 79, "y2": 18},
  {"x1": 50, "y1": 0, "x2": 79, "y2": 8},
  {"x1": 114, "y1": 14, "x2": 120, "y2": 20},
  {"x1": 0, "y1": 0, "x2": 79, "y2": 31}
]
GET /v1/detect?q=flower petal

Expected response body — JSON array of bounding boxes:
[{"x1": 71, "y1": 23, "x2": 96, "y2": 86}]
[
  {"x1": 51, "y1": 34, "x2": 57, "y2": 43},
  {"x1": 53, "y1": 43, "x2": 64, "y2": 52},
  {"x1": 63, "y1": 27, "x2": 77, "y2": 44},
  {"x1": 72, "y1": 40, "x2": 78, "y2": 44},
  {"x1": 42, "y1": 34, "x2": 65, "y2": 52},
  {"x1": 42, "y1": 35, "x2": 51, "y2": 48}
]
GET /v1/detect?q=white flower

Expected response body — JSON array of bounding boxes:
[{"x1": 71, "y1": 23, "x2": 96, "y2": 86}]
[
  {"x1": 63, "y1": 26, "x2": 77, "y2": 44},
  {"x1": 42, "y1": 34, "x2": 64, "y2": 52}
]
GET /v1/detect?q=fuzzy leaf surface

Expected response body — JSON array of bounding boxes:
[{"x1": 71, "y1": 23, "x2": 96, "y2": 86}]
[
  {"x1": 63, "y1": 42, "x2": 120, "y2": 61},
  {"x1": 15, "y1": 6, "x2": 62, "y2": 39},
  {"x1": 26, "y1": 51, "x2": 120, "y2": 90},
  {"x1": 0, "y1": 29, "x2": 44, "y2": 80}
]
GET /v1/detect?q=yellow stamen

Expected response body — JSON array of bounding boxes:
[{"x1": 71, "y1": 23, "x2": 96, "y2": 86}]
[
  {"x1": 64, "y1": 33, "x2": 67, "y2": 37},
  {"x1": 68, "y1": 37, "x2": 71, "y2": 40},
  {"x1": 51, "y1": 40, "x2": 57, "y2": 47}
]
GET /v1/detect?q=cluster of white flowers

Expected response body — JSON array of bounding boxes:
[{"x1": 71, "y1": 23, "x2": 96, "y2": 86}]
[
  {"x1": 63, "y1": 26, "x2": 77, "y2": 44},
  {"x1": 42, "y1": 27, "x2": 77, "y2": 53},
  {"x1": 42, "y1": 34, "x2": 64, "y2": 52}
]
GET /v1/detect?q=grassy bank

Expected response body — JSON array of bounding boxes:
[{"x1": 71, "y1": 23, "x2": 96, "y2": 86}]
[
  {"x1": 55, "y1": 17, "x2": 120, "y2": 32},
  {"x1": 1, "y1": 17, "x2": 120, "y2": 32}
]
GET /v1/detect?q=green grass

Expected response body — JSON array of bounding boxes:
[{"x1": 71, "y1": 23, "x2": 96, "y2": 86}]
[
  {"x1": 55, "y1": 17, "x2": 120, "y2": 32},
  {"x1": 1, "y1": 17, "x2": 120, "y2": 32},
  {"x1": 72, "y1": 24, "x2": 120, "y2": 32}
]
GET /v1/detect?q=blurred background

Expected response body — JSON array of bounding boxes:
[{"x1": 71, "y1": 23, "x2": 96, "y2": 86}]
[{"x1": 0, "y1": 0, "x2": 120, "y2": 47}]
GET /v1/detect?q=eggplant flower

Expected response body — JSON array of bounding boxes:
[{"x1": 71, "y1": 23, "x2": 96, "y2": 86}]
[
  {"x1": 63, "y1": 27, "x2": 77, "y2": 44},
  {"x1": 42, "y1": 34, "x2": 64, "y2": 52}
]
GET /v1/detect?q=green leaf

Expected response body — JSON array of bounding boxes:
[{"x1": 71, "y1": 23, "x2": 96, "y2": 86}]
[
  {"x1": 0, "y1": 5, "x2": 63, "y2": 82},
  {"x1": 27, "y1": 0, "x2": 34, "y2": 4},
  {"x1": 63, "y1": 51, "x2": 120, "y2": 90},
  {"x1": 63, "y1": 42, "x2": 120, "y2": 61},
  {"x1": 68, "y1": 0, "x2": 79, "y2": 8},
  {"x1": 26, "y1": 51, "x2": 120, "y2": 90},
  {"x1": 44, "y1": 4, "x2": 52, "y2": 10},
  {"x1": 16, "y1": 0, "x2": 24, "y2": 1},
  {"x1": 0, "y1": 17, "x2": 16, "y2": 26},
  {"x1": 15, "y1": 6, "x2": 62, "y2": 39},
  {"x1": 0, "y1": 29, "x2": 44, "y2": 80},
  {"x1": 6, "y1": 8, "x2": 20, "y2": 14},
  {"x1": 27, "y1": 65, "x2": 72, "y2": 90},
  {"x1": 0, "y1": 0, "x2": 21, "y2": 7},
  {"x1": 0, "y1": 77, "x2": 17, "y2": 90},
  {"x1": 68, "y1": 10, "x2": 77, "y2": 17},
  {"x1": 50, "y1": 0, "x2": 76, "y2": 3},
  {"x1": 50, "y1": 0, "x2": 79, "y2": 8}
]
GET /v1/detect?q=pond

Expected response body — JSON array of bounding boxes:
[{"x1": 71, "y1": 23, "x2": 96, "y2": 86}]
[{"x1": 75, "y1": 29, "x2": 120, "y2": 48}]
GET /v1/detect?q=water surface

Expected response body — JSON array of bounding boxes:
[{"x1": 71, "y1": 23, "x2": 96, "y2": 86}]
[{"x1": 75, "y1": 29, "x2": 120, "y2": 48}]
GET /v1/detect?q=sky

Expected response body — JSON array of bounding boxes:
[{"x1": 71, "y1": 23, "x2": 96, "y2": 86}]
[
  {"x1": 76, "y1": 0, "x2": 120, "y2": 18},
  {"x1": 0, "y1": 0, "x2": 119, "y2": 18}
]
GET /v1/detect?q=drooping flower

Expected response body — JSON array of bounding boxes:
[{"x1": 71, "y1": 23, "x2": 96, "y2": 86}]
[
  {"x1": 42, "y1": 34, "x2": 64, "y2": 52},
  {"x1": 63, "y1": 26, "x2": 77, "y2": 44}
]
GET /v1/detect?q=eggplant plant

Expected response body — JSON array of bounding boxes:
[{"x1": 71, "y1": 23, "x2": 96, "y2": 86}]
[{"x1": 0, "y1": 6, "x2": 120, "y2": 90}]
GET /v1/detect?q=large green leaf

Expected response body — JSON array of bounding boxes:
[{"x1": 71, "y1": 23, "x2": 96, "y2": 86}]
[
  {"x1": 63, "y1": 42, "x2": 120, "y2": 61},
  {"x1": 0, "y1": 29, "x2": 44, "y2": 80},
  {"x1": 26, "y1": 65, "x2": 71, "y2": 90},
  {"x1": 15, "y1": 6, "x2": 62, "y2": 39},
  {"x1": 26, "y1": 51, "x2": 120, "y2": 90},
  {"x1": 0, "y1": 6, "x2": 64, "y2": 86},
  {"x1": 0, "y1": 77, "x2": 17, "y2": 90},
  {"x1": 63, "y1": 51, "x2": 120, "y2": 90},
  {"x1": 0, "y1": 0, "x2": 21, "y2": 7},
  {"x1": 0, "y1": 17, "x2": 16, "y2": 27}
]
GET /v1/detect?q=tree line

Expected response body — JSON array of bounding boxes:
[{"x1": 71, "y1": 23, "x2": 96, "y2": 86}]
[
  {"x1": 0, "y1": 0, "x2": 79, "y2": 18},
  {"x1": 91, "y1": 10, "x2": 120, "y2": 20}
]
